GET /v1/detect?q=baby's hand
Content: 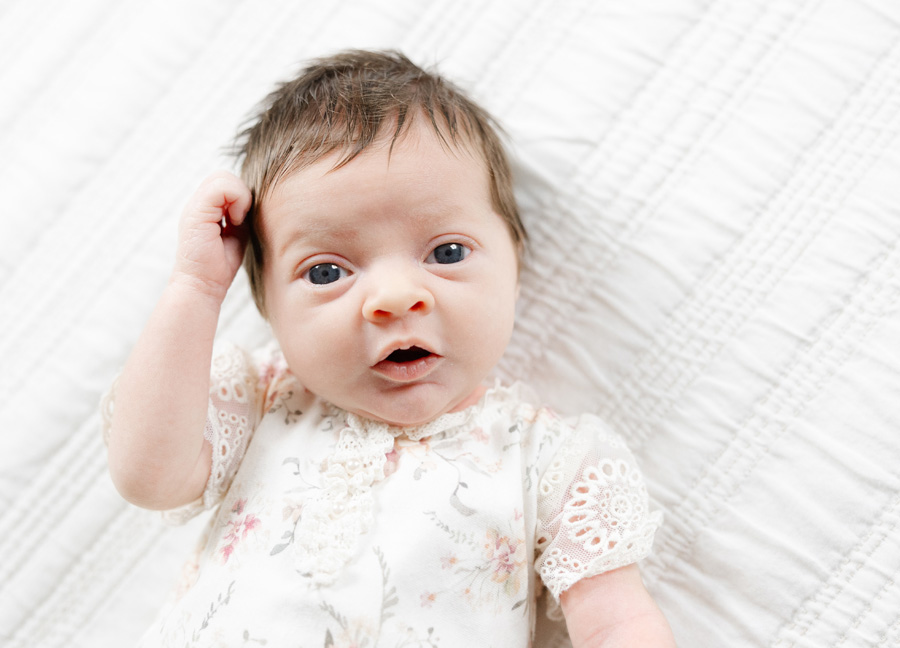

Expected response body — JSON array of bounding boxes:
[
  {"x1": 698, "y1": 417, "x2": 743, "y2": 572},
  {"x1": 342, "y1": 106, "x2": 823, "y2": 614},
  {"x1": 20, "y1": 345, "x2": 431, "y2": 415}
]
[{"x1": 172, "y1": 171, "x2": 253, "y2": 302}]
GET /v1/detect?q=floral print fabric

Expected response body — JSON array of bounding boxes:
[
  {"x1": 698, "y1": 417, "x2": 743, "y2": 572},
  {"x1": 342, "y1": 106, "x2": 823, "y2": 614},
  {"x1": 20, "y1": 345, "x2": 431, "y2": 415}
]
[{"x1": 125, "y1": 343, "x2": 661, "y2": 647}]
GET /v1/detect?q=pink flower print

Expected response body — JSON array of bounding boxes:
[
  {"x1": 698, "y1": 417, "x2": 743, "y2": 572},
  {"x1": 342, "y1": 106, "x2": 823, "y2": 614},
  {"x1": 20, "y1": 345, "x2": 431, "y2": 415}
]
[
  {"x1": 396, "y1": 436, "x2": 431, "y2": 456},
  {"x1": 471, "y1": 426, "x2": 489, "y2": 444},
  {"x1": 259, "y1": 353, "x2": 290, "y2": 389},
  {"x1": 420, "y1": 591, "x2": 437, "y2": 608},
  {"x1": 282, "y1": 500, "x2": 303, "y2": 524},
  {"x1": 261, "y1": 357, "x2": 295, "y2": 412},
  {"x1": 396, "y1": 437, "x2": 436, "y2": 476},
  {"x1": 440, "y1": 553, "x2": 459, "y2": 570},
  {"x1": 330, "y1": 618, "x2": 378, "y2": 647},
  {"x1": 220, "y1": 498, "x2": 261, "y2": 563},
  {"x1": 173, "y1": 555, "x2": 201, "y2": 601},
  {"x1": 383, "y1": 448, "x2": 400, "y2": 478},
  {"x1": 483, "y1": 529, "x2": 526, "y2": 594},
  {"x1": 258, "y1": 362, "x2": 278, "y2": 392}
]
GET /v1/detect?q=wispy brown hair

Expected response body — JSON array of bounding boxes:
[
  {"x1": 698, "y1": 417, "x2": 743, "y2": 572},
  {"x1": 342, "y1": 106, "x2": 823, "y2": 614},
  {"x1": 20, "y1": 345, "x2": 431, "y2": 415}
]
[{"x1": 234, "y1": 49, "x2": 525, "y2": 317}]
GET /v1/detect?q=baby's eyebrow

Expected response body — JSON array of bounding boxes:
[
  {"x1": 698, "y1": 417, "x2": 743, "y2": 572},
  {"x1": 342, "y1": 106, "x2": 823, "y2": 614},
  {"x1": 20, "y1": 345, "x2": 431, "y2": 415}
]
[{"x1": 276, "y1": 220, "x2": 360, "y2": 256}]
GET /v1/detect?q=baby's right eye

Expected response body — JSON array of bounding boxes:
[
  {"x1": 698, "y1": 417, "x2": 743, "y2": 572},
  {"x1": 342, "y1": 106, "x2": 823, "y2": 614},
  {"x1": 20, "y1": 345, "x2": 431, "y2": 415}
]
[{"x1": 303, "y1": 263, "x2": 349, "y2": 285}]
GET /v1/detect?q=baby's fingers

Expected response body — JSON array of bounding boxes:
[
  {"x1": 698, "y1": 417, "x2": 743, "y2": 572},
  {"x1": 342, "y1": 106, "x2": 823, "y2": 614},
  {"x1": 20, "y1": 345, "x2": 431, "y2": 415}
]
[
  {"x1": 173, "y1": 172, "x2": 253, "y2": 299},
  {"x1": 186, "y1": 171, "x2": 252, "y2": 228}
]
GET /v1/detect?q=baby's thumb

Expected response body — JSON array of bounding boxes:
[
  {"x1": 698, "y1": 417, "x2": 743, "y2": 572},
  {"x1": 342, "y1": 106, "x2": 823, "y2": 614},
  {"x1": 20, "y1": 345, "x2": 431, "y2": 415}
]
[{"x1": 223, "y1": 180, "x2": 253, "y2": 228}]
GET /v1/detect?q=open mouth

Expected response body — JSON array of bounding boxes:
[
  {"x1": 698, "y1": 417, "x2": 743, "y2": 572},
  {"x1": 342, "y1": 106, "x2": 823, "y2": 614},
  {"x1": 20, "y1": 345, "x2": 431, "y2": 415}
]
[
  {"x1": 385, "y1": 346, "x2": 433, "y2": 363},
  {"x1": 373, "y1": 345, "x2": 441, "y2": 382}
]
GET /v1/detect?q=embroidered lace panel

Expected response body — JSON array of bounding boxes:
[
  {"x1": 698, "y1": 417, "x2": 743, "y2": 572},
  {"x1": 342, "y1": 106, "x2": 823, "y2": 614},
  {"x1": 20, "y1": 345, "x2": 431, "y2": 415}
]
[
  {"x1": 534, "y1": 416, "x2": 662, "y2": 616},
  {"x1": 164, "y1": 345, "x2": 264, "y2": 524},
  {"x1": 298, "y1": 406, "x2": 476, "y2": 585}
]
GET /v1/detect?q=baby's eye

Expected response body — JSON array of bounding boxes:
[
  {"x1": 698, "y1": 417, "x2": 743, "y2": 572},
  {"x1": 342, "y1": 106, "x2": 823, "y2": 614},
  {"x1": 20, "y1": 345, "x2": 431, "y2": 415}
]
[
  {"x1": 426, "y1": 242, "x2": 470, "y2": 265},
  {"x1": 304, "y1": 263, "x2": 349, "y2": 285}
]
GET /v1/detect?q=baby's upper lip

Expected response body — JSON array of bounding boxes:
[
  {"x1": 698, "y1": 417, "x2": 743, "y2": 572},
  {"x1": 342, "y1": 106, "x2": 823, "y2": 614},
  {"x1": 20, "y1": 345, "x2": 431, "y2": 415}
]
[{"x1": 373, "y1": 340, "x2": 440, "y2": 365}]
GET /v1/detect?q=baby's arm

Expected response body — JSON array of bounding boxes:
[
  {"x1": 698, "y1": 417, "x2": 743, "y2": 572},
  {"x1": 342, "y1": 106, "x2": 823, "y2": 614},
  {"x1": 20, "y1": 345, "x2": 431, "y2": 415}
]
[
  {"x1": 106, "y1": 171, "x2": 252, "y2": 511},
  {"x1": 561, "y1": 564, "x2": 677, "y2": 647}
]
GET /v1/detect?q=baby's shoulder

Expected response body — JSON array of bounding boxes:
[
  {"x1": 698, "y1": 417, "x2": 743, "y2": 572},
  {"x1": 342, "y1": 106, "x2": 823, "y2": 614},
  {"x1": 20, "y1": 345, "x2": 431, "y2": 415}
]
[
  {"x1": 490, "y1": 382, "x2": 630, "y2": 463},
  {"x1": 490, "y1": 381, "x2": 602, "y2": 434},
  {"x1": 484, "y1": 382, "x2": 569, "y2": 449},
  {"x1": 209, "y1": 340, "x2": 304, "y2": 420}
]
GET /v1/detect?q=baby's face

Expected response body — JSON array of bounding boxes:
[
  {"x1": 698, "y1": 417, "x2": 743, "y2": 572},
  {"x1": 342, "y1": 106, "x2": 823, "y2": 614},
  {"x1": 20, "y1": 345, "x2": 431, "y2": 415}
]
[{"x1": 257, "y1": 120, "x2": 519, "y2": 427}]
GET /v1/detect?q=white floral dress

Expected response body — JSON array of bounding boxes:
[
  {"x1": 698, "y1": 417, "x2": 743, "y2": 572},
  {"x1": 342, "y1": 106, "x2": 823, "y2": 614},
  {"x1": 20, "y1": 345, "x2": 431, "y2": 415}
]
[{"x1": 105, "y1": 343, "x2": 661, "y2": 647}]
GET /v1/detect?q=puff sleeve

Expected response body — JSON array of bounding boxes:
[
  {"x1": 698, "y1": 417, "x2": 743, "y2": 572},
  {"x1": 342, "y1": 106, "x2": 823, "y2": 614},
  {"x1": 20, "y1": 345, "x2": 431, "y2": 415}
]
[
  {"x1": 100, "y1": 342, "x2": 285, "y2": 524},
  {"x1": 533, "y1": 413, "x2": 662, "y2": 604}
]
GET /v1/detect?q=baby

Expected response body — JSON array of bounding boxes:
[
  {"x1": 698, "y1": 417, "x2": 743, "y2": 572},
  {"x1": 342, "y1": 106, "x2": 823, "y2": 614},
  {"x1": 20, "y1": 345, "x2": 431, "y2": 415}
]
[{"x1": 104, "y1": 50, "x2": 676, "y2": 647}]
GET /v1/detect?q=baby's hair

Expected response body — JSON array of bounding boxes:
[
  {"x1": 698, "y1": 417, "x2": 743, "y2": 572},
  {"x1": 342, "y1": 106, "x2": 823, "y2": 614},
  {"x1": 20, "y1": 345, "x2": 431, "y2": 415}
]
[{"x1": 234, "y1": 49, "x2": 526, "y2": 317}]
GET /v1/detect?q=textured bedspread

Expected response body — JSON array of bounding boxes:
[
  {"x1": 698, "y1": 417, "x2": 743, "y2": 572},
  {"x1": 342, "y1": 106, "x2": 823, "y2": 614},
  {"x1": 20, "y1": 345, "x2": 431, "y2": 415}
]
[{"x1": 2, "y1": 1, "x2": 899, "y2": 646}]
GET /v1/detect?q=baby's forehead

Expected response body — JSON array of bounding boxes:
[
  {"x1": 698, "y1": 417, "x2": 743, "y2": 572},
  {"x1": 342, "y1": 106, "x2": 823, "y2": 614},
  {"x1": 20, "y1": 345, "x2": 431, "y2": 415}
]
[
  {"x1": 257, "y1": 127, "x2": 495, "y2": 246},
  {"x1": 264, "y1": 123, "x2": 487, "y2": 204}
]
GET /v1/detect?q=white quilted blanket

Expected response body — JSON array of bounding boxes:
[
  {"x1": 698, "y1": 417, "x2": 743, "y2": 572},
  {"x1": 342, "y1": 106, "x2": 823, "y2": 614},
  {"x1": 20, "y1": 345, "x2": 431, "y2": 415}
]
[{"x1": 2, "y1": 1, "x2": 899, "y2": 646}]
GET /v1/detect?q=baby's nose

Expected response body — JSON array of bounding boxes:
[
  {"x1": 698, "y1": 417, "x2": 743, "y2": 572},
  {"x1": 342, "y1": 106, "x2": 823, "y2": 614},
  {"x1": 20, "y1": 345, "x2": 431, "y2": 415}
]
[{"x1": 362, "y1": 267, "x2": 434, "y2": 322}]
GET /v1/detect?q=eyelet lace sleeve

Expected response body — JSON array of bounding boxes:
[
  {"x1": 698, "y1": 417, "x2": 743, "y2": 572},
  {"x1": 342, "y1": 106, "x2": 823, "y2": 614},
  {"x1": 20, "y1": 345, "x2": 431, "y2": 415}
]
[
  {"x1": 100, "y1": 342, "x2": 283, "y2": 524},
  {"x1": 163, "y1": 342, "x2": 295, "y2": 524},
  {"x1": 534, "y1": 413, "x2": 662, "y2": 611}
]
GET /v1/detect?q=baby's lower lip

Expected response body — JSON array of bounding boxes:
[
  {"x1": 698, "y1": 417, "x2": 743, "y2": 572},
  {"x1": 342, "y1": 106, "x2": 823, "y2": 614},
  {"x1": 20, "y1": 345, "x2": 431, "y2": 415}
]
[{"x1": 372, "y1": 354, "x2": 442, "y2": 382}]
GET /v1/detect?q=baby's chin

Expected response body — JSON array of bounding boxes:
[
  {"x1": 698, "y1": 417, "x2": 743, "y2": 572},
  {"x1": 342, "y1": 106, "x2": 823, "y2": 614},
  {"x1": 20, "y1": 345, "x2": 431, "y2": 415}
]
[
  {"x1": 346, "y1": 403, "x2": 452, "y2": 429},
  {"x1": 340, "y1": 384, "x2": 487, "y2": 429}
]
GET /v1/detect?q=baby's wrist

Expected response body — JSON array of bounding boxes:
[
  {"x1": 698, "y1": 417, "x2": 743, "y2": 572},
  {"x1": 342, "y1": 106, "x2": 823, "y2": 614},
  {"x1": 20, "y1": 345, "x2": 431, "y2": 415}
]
[{"x1": 167, "y1": 270, "x2": 229, "y2": 310}]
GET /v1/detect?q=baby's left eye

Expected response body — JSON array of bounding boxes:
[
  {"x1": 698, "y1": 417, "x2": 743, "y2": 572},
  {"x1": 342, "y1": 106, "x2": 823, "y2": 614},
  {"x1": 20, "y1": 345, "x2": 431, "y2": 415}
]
[
  {"x1": 426, "y1": 242, "x2": 470, "y2": 265},
  {"x1": 304, "y1": 263, "x2": 349, "y2": 285}
]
